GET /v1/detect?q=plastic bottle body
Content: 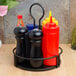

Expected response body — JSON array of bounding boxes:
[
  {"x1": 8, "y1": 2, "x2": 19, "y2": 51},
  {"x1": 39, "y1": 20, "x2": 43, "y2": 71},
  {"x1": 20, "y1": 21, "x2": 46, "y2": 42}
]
[
  {"x1": 16, "y1": 36, "x2": 25, "y2": 57},
  {"x1": 42, "y1": 23, "x2": 59, "y2": 66},
  {"x1": 30, "y1": 43, "x2": 43, "y2": 68},
  {"x1": 14, "y1": 27, "x2": 27, "y2": 57},
  {"x1": 25, "y1": 24, "x2": 38, "y2": 59},
  {"x1": 29, "y1": 29, "x2": 43, "y2": 68},
  {"x1": 25, "y1": 32, "x2": 31, "y2": 58}
]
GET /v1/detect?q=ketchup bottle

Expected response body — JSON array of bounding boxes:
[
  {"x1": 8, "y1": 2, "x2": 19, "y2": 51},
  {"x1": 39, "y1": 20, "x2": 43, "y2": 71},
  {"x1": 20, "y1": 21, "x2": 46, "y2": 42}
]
[{"x1": 42, "y1": 18, "x2": 59, "y2": 66}]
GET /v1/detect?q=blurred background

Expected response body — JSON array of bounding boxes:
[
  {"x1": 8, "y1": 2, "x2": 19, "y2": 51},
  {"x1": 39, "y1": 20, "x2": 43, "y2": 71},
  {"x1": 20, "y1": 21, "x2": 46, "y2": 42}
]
[{"x1": 0, "y1": 0, "x2": 75, "y2": 44}]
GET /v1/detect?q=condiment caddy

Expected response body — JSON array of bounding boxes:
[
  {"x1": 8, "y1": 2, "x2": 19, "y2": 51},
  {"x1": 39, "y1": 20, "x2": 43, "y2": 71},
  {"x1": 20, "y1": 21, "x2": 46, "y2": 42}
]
[{"x1": 13, "y1": 3, "x2": 63, "y2": 71}]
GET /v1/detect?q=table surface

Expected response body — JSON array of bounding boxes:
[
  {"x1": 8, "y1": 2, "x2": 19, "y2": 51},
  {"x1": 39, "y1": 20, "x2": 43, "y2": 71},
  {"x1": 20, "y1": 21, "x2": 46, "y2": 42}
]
[{"x1": 0, "y1": 44, "x2": 76, "y2": 76}]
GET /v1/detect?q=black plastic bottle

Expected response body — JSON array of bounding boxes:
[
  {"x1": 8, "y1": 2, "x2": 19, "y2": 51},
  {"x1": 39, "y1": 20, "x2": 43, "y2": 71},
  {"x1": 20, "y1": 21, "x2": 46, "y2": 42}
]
[
  {"x1": 29, "y1": 28, "x2": 43, "y2": 68},
  {"x1": 25, "y1": 32, "x2": 30, "y2": 57},
  {"x1": 14, "y1": 27, "x2": 27, "y2": 57},
  {"x1": 25, "y1": 24, "x2": 38, "y2": 60},
  {"x1": 29, "y1": 3, "x2": 45, "y2": 68}
]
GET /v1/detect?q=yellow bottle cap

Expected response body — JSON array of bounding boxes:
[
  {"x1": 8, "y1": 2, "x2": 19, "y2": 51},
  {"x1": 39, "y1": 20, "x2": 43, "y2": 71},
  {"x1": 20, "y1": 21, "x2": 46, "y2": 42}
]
[
  {"x1": 55, "y1": 20, "x2": 58, "y2": 26},
  {"x1": 45, "y1": 18, "x2": 50, "y2": 22},
  {"x1": 52, "y1": 17, "x2": 55, "y2": 22},
  {"x1": 42, "y1": 21, "x2": 47, "y2": 26}
]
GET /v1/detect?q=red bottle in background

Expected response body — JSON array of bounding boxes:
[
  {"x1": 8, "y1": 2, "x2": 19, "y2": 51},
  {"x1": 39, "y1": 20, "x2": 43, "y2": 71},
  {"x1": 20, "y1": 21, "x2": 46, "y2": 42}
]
[
  {"x1": 17, "y1": 15, "x2": 24, "y2": 27},
  {"x1": 42, "y1": 21, "x2": 59, "y2": 66}
]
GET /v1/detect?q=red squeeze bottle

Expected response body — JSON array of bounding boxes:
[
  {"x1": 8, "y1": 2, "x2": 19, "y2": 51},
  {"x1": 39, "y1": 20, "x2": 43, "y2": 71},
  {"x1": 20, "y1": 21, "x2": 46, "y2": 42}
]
[
  {"x1": 17, "y1": 15, "x2": 24, "y2": 27},
  {"x1": 42, "y1": 18, "x2": 59, "y2": 66}
]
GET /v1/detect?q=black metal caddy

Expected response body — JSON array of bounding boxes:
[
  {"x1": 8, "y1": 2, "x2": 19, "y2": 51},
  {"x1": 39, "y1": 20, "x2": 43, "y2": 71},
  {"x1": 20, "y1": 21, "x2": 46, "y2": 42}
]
[
  {"x1": 13, "y1": 47, "x2": 63, "y2": 71},
  {"x1": 13, "y1": 3, "x2": 63, "y2": 71}
]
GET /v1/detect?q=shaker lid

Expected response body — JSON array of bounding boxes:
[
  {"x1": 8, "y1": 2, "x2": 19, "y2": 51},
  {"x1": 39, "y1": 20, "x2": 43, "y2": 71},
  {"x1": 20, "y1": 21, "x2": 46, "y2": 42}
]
[
  {"x1": 29, "y1": 28, "x2": 43, "y2": 39},
  {"x1": 26, "y1": 24, "x2": 38, "y2": 31},
  {"x1": 14, "y1": 27, "x2": 27, "y2": 36}
]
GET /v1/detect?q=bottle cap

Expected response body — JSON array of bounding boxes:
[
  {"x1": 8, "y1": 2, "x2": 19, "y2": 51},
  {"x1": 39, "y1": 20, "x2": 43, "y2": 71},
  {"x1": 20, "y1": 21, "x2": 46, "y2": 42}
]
[
  {"x1": 55, "y1": 20, "x2": 58, "y2": 26},
  {"x1": 26, "y1": 24, "x2": 38, "y2": 31},
  {"x1": 50, "y1": 16, "x2": 52, "y2": 23},
  {"x1": 52, "y1": 17, "x2": 58, "y2": 26},
  {"x1": 42, "y1": 21, "x2": 47, "y2": 26},
  {"x1": 52, "y1": 17, "x2": 55, "y2": 22},
  {"x1": 29, "y1": 28, "x2": 43, "y2": 40},
  {"x1": 45, "y1": 18, "x2": 50, "y2": 22},
  {"x1": 46, "y1": 22, "x2": 56, "y2": 28},
  {"x1": 14, "y1": 27, "x2": 27, "y2": 36},
  {"x1": 17, "y1": 15, "x2": 22, "y2": 19},
  {"x1": 43, "y1": 22, "x2": 57, "y2": 34},
  {"x1": 49, "y1": 11, "x2": 52, "y2": 18},
  {"x1": 49, "y1": 11, "x2": 52, "y2": 23}
]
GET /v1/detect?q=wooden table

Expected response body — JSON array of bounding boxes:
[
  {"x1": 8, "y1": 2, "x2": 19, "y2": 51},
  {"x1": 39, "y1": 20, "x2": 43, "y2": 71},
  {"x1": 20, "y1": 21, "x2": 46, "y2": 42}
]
[{"x1": 0, "y1": 44, "x2": 76, "y2": 76}]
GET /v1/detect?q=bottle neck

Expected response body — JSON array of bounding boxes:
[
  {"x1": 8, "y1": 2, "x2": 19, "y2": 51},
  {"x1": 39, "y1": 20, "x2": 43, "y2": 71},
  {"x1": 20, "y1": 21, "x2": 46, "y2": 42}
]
[{"x1": 17, "y1": 19, "x2": 24, "y2": 27}]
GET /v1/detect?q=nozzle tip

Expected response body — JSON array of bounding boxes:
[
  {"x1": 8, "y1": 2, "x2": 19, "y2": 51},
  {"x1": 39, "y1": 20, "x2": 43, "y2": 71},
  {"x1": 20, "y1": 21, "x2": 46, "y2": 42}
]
[{"x1": 49, "y1": 11, "x2": 52, "y2": 18}]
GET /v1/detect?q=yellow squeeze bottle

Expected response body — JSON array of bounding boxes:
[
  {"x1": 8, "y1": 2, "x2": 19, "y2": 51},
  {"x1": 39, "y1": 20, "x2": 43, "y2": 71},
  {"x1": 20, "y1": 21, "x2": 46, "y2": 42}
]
[
  {"x1": 52, "y1": 17, "x2": 58, "y2": 26},
  {"x1": 49, "y1": 11, "x2": 52, "y2": 18},
  {"x1": 42, "y1": 21, "x2": 47, "y2": 27},
  {"x1": 52, "y1": 17, "x2": 55, "y2": 22},
  {"x1": 55, "y1": 20, "x2": 58, "y2": 26},
  {"x1": 45, "y1": 18, "x2": 50, "y2": 22},
  {"x1": 42, "y1": 11, "x2": 52, "y2": 28}
]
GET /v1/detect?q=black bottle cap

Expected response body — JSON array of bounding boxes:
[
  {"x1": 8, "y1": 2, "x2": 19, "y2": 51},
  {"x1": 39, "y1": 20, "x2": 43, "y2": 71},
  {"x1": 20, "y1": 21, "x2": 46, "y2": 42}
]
[
  {"x1": 14, "y1": 27, "x2": 27, "y2": 36},
  {"x1": 29, "y1": 28, "x2": 43, "y2": 39}
]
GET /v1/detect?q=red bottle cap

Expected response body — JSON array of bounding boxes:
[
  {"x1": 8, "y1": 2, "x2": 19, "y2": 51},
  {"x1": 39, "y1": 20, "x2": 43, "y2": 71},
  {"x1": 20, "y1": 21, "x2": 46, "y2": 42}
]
[
  {"x1": 43, "y1": 22, "x2": 57, "y2": 34},
  {"x1": 17, "y1": 15, "x2": 22, "y2": 19},
  {"x1": 46, "y1": 22, "x2": 56, "y2": 28},
  {"x1": 50, "y1": 16, "x2": 52, "y2": 23}
]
